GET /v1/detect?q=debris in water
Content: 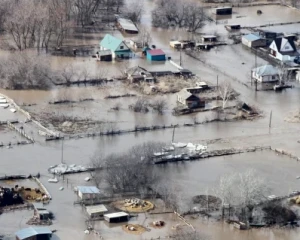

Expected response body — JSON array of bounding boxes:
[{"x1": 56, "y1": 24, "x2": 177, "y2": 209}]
[
  {"x1": 59, "y1": 187, "x2": 64, "y2": 191},
  {"x1": 48, "y1": 177, "x2": 58, "y2": 183},
  {"x1": 84, "y1": 177, "x2": 90, "y2": 182},
  {"x1": 10, "y1": 108, "x2": 16, "y2": 113}
]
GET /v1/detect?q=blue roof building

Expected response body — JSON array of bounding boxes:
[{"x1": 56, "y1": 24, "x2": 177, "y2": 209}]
[
  {"x1": 100, "y1": 34, "x2": 132, "y2": 59},
  {"x1": 15, "y1": 227, "x2": 52, "y2": 240},
  {"x1": 242, "y1": 33, "x2": 266, "y2": 48},
  {"x1": 77, "y1": 186, "x2": 101, "y2": 200}
]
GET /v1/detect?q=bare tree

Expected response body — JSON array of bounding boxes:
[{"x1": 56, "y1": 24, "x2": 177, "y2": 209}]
[
  {"x1": 137, "y1": 26, "x2": 152, "y2": 47},
  {"x1": 122, "y1": 0, "x2": 144, "y2": 23},
  {"x1": 129, "y1": 98, "x2": 149, "y2": 113},
  {"x1": 152, "y1": 0, "x2": 206, "y2": 33},
  {"x1": 89, "y1": 154, "x2": 104, "y2": 188},
  {"x1": 152, "y1": 98, "x2": 168, "y2": 114},
  {"x1": 218, "y1": 80, "x2": 233, "y2": 109},
  {"x1": 60, "y1": 65, "x2": 77, "y2": 85},
  {"x1": 0, "y1": 52, "x2": 53, "y2": 89}
]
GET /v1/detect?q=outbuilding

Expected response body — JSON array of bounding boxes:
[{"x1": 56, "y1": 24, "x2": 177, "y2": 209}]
[
  {"x1": 116, "y1": 17, "x2": 139, "y2": 34},
  {"x1": 15, "y1": 227, "x2": 52, "y2": 240},
  {"x1": 242, "y1": 34, "x2": 266, "y2": 48},
  {"x1": 225, "y1": 24, "x2": 241, "y2": 31},
  {"x1": 177, "y1": 89, "x2": 205, "y2": 109},
  {"x1": 86, "y1": 204, "x2": 108, "y2": 219},
  {"x1": 201, "y1": 35, "x2": 217, "y2": 42},
  {"x1": 77, "y1": 186, "x2": 101, "y2": 200},
  {"x1": 96, "y1": 50, "x2": 112, "y2": 61},
  {"x1": 146, "y1": 49, "x2": 166, "y2": 61},
  {"x1": 104, "y1": 212, "x2": 129, "y2": 223},
  {"x1": 214, "y1": 7, "x2": 232, "y2": 15},
  {"x1": 252, "y1": 65, "x2": 279, "y2": 83}
]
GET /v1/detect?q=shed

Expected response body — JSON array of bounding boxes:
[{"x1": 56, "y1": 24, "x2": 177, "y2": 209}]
[
  {"x1": 97, "y1": 50, "x2": 112, "y2": 61},
  {"x1": 86, "y1": 204, "x2": 108, "y2": 219},
  {"x1": 214, "y1": 7, "x2": 232, "y2": 15},
  {"x1": 15, "y1": 227, "x2": 52, "y2": 240},
  {"x1": 35, "y1": 209, "x2": 50, "y2": 220},
  {"x1": 146, "y1": 49, "x2": 166, "y2": 61},
  {"x1": 177, "y1": 89, "x2": 205, "y2": 109},
  {"x1": 252, "y1": 65, "x2": 279, "y2": 83},
  {"x1": 77, "y1": 186, "x2": 101, "y2": 200},
  {"x1": 104, "y1": 212, "x2": 129, "y2": 223},
  {"x1": 196, "y1": 81, "x2": 209, "y2": 89},
  {"x1": 129, "y1": 39, "x2": 143, "y2": 49},
  {"x1": 170, "y1": 40, "x2": 182, "y2": 49},
  {"x1": 242, "y1": 34, "x2": 266, "y2": 48},
  {"x1": 117, "y1": 17, "x2": 139, "y2": 34},
  {"x1": 202, "y1": 35, "x2": 217, "y2": 42},
  {"x1": 225, "y1": 24, "x2": 241, "y2": 31}
]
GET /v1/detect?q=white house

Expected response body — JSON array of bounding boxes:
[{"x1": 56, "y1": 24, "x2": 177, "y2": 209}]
[
  {"x1": 86, "y1": 204, "x2": 108, "y2": 219},
  {"x1": 252, "y1": 65, "x2": 279, "y2": 83},
  {"x1": 269, "y1": 37, "x2": 299, "y2": 61}
]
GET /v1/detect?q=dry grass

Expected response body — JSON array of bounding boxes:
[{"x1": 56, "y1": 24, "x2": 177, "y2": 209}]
[
  {"x1": 18, "y1": 187, "x2": 46, "y2": 202},
  {"x1": 122, "y1": 224, "x2": 146, "y2": 235},
  {"x1": 112, "y1": 200, "x2": 154, "y2": 213}
]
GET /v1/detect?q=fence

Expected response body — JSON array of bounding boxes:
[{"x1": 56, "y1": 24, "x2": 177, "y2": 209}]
[{"x1": 7, "y1": 121, "x2": 34, "y2": 143}]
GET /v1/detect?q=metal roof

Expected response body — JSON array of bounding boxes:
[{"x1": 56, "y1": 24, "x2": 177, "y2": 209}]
[
  {"x1": 15, "y1": 227, "x2": 52, "y2": 240},
  {"x1": 252, "y1": 65, "x2": 278, "y2": 76},
  {"x1": 100, "y1": 34, "x2": 123, "y2": 52},
  {"x1": 104, "y1": 212, "x2": 129, "y2": 219},
  {"x1": 86, "y1": 204, "x2": 108, "y2": 215},
  {"x1": 202, "y1": 35, "x2": 217, "y2": 38},
  {"x1": 77, "y1": 186, "x2": 100, "y2": 194},
  {"x1": 147, "y1": 49, "x2": 165, "y2": 56},
  {"x1": 117, "y1": 18, "x2": 139, "y2": 32},
  {"x1": 98, "y1": 50, "x2": 112, "y2": 56},
  {"x1": 242, "y1": 33, "x2": 261, "y2": 42}
]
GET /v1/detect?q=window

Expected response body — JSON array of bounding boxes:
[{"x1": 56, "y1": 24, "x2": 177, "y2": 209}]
[
  {"x1": 120, "y1": 46, "x2": 124, "y2": 49},
  {"x1": 284, "y1": 46, "x2": 290, "y2": 50},
  {"x1": 272, "y1": 76, "x2": 276, "y2": 79}
]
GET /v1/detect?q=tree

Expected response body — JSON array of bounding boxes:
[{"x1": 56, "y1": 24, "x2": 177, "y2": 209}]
[
  {"x1": 122, "y1": 0, "x2": 144, "y2": 23},
  {"x1": 137, "y1": 26, "x2": 152, "y2": 47},
  {"x1": 73, "y1": 0, "x2": 102, "y2": 27},
  {"x1": 218, "y1": 80, "x2": 233, "y2": 109},
  {"x1": 152, "y1": 0, "x2": 206, "y2": 33},
  {"x1": 152, "y1": 98, "x2": 168, "y2": 114},
  {"x1": 89, "y1": 154, "x2": 104, "y2": 188},
  {"x1": 0, "y1": 52, "x2": 53, "y2": 89},
  {"x1": 95, "y1": 142, "x2": 165, "y2": 193}
]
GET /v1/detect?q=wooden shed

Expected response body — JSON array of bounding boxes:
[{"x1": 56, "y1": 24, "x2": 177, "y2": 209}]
[{"x1": 104, "y1": 212, "x2": 129, "y2": 223}]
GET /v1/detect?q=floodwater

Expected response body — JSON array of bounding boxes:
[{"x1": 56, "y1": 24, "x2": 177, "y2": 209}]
[{"x1": 1, "y1": 2, "x2": 300, "y2": 240}]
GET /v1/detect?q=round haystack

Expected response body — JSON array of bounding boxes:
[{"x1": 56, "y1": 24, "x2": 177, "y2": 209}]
[
  {"x1": 122, "y1": 224, "x2": 146, "y2": 235},
  {"x1": 149, "y1": 220, "x2": 165, "y2": 229},
  {"x1": 113, "y1": 199, "x2": 154, "y2": 213}
]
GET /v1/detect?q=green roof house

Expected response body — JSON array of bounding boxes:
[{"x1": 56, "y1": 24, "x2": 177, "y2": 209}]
[{"x1": 100, "y1": 34, "x2": 132, "y2": 59}]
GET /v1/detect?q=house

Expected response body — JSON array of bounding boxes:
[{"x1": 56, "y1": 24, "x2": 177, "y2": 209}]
[
  {"x1": 177, "y1": 89, "x2": 205, "y2": 109},
  {"x1": 146, "y1": 49, "x2": 166, "y2": 61},
  {"x1": 125, "y1": 66, "x2": 154, "y2": 83},
  {"x1": 185, "y1": 87, "x2": 203, "y2": 94},
  {"x1": 77, "y1": 186, "x2": 101, "y2": 200},
  {"x1": 170, "y1": 40, "x2": 182, "y2": 49},
  {"x1": 201, "y1": 35, "x2": 217, "y2": 42},
  {"x1": 116, "y1": 17, "x2": 139, "y2": 34},
  {"x1": 252, "y1": 65, "x2": 279, "y2": 83},
  {"x1": 269, "y1": 37, "x2": 299, "y2": 61},
  {"x1": 104, "y1": 212, "x2": 129, "y2": 223},
  {"x1": 96, "y1": 50, "x2": 112, "y2": 61},
  {"x1": 86, "y1": 204, "x2": 108, "y2": 219},
  {"x1": 100, "y1": 34, "x2": 132, "y2": 59},
  {"x1": 242, "y1": 34, "x2": 267, "y2": 48},
  {"x1": 225, "y1": 24, "x2": 241, "y2": 31},
  {"x1": 15, "y1": 227, "x2": 52, "y2": 240},
  {"x1": 214, "y1": 7, "x2": 232, "y2": 15},
  {"x1": 170, "y1": 40, "x2": 195, "y2": 49}
]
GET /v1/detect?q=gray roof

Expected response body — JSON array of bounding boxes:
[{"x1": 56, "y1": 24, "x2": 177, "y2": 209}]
[
  {"x1": 252, "y1": 65, "x2": 278, "y2": 76},
  {"x1": 104, "y1": 212, "x2": 129, "y2": 219},
  {"x1": 98, "y1": 50, "x2": 112, "y2": 56},
  {"x1": 117, "y1": 18, "x2": 139, "y2": 32},
  {"x1": 86, "y1": 204, "x2": 108, "y2": 215},
  {"x1": 178, "y1": 89, "x2": 196, "y2": 100},
  {"x1": 77, "y1": 186, "x2": 100, "y2": 194},
  {"x1": 15, "y1": 227, "x2": 52, "y2": 240}
]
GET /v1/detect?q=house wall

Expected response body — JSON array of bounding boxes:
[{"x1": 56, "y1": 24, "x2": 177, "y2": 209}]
[
  {"x1": 147, "y1": 54, "x2": 166, "y2": 61},
  {"x1": 252, "y1": 39, "x2": 267, "y2": 48},
  {"x1": 115, "y1": 50, "x2": 131, "y2": 59}
]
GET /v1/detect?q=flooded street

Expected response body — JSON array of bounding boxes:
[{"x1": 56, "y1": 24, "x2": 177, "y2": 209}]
[{"x1": 1, "y1": 1, "x2": 300, "y2": 240}]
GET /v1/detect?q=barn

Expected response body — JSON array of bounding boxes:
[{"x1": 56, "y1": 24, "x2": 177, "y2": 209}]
[{"x1": 146, "y1": 49, "x2": 166, "y2": 61}]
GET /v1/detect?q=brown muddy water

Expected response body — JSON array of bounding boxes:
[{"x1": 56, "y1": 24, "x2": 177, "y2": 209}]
[{"x1": 1, "y1": 2, "x2": 300, "y2": 240}]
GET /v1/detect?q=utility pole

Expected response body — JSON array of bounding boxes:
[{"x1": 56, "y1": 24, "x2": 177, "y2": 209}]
[
  {"x1": 172, "y1": 126, "x2": 176, "y2": 143},
  {"x1": 269, "y1": 110, "x2": 272, "y2": 133},
  {"x1": 61, "y1": 139, "x2": 64, "y2": 164},
  {"x1": 217, "y1": 75, "x2": 219, "y2": 89},
  {"x1": 179, "y1": 48, "x2": 182, "y2": 67}
]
